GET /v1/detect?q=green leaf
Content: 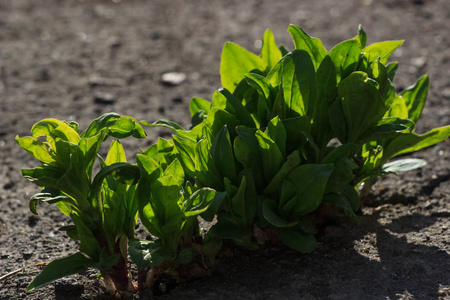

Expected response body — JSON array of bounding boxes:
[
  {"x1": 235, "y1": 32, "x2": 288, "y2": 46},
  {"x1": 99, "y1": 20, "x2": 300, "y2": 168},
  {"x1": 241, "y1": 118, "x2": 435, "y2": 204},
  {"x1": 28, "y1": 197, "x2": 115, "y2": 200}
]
[
  {"x1": 245, "y1": 73, "x2": 272, "y2": 100},
  {"x1": 27, "y1": 253, "x2": 95, "y2": 291},
  {"x1": 183, "y1": 188, "x2": 216, "y2": 217},
  {"x1": 262, "y1": 198, "x2": 296, "y2": 227},
  {"x1": 260, "y1": 28, "x2": 282, "y2": 71},
  {"x1": 200, "y1": 191, "x2": 227, "y2": 222},
  {"x1": 282, "y1": 116, "x2": 311, "y2": 153},
  {"x1": 225, "y1": 169, "x2": 258, "y2": 227},
  {"x1": 264, "y1": 150, "x2": 301, "y2": 194},
  {"x1": 128, "y1": 239, "x2": 174, "y2": 268},
  {"x1": 212, "y1": 214, "x2": 254, "y2": 247},
  {"x1": 329, "y1": 39, "x2": 361, "y2": 82},
  {"x1": 189, "y1": 97, "x2": 211, "y2": 116},
  {"x1": 368, "y1": 59, "x2": 395, "y2": 100},
  {"x1": 386, "y1": 62, "x2": 399, "y2": 82},
  {"x1": 20, "y1": 165, "x2": 65, "y2": 191},
  {"x1": 16, "y1": 136, "x2": 56, "y2": 164},
  {"x1": 354, "y1": 25, "x2": 367, "y2": 48},
  {"x1": 202, "y1": 229, "x2": 223, "y2": 266},
  {"x1": 280, "y1": 164, "x2": 334, "y2": 217},
  {"x1": 204, "y1": 107, "x2": 239, "y2": 139},
  {"x1": 210, "y1": 126, "x2": 237, "y2": 182},
  {"x1": 386, "y1": 95, "x2": 409, "y2": 119},
  {"x1": 218, "y1": 88, "x2": 256, "y2": 128},
  {"x1": 220, "y1": 42, "x2": 267, "y2": 92},
  {"x1": 31, "y1": 119, "x2": 81, "y2": 144},
  {"x1": 233, "y1": 126, "x2": 264, "y2": 190},
  {"x1": 282, "y1": 50, "x2": 317, "y2": 117},
  {"x1": 161, "y1": 159, "x2": 184, "y2": 186},
  {"x1": 383, "y1": 125, "x2": 450, "y2": 158},
  {"x1": 194, "y1": 138, "x2": 223, "y2": 189},
  {"x1": 153, "y1": 175, "x2": 184, "y2": 226},
  {"x1": 90, "y1": 163, "x2": 140, "y2": 199},
  {"x1": 143, "y1": 119, "x2": 185, "y2": 132},
  {"x1": 383, "y1": 158, "x2": 427, "y2": 173},
  {"x1": 338, "y1": 72, "x2": 392, "y2": 143},
  {"x1": 311, "y1": 55, "x2": 337, "y2": 150},
  {"x1": 105, "y1": 140, "x2": 127, "y2": 165},
  {"x1": 265, "y1": 116, "x2": 287, "y2": 158},
  {"x1": 399, "y1": 74, "x2": 429, "y2": 123},
  {"x1": 255, "y1": 129, "x2": 284, "y2": 182},
  {"x1": 71, "y1": 214, "x2": 102, "y2": 260},
  {"x1": 322, "y1": 144, "x2": 358, "y2": 193},
  {"x1": 81, "y1": 113, "x2": 146, "y2": 139},
  {"x1": 362, "y1": 40, "x2": 404, "y2": 64},
  {"x1": 288, "y1": 24, "x2": 328, "y2": 70},
  {"x1": 322, "y1": 192, "x2": 358, "y2": 220},
  {"x1": 173, "y1": 135, "x2": 197, "y2": 178},
  {"x1": 136, "y1": 154, "x2": 163, "y2": 237},
  {"x1": 279, "y1": 229, "x2": 317, "y2": 252},
  {"x1": 363, "y1": 117, "x2": 415, "y2": 143},
  {"x1": 29, "y1": 187, "x2": 76, "y2": 215},
  {"x1": 328, "y1": 96, "x2": 348, "y2": 143}
]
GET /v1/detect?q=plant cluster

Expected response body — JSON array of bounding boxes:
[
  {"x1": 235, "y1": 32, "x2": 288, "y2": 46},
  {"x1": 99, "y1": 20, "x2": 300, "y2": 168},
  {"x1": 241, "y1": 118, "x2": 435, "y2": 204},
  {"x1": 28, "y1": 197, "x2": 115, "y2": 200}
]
[{"x1": 16, "y1": 25, "x2": 450, "y2": 297}]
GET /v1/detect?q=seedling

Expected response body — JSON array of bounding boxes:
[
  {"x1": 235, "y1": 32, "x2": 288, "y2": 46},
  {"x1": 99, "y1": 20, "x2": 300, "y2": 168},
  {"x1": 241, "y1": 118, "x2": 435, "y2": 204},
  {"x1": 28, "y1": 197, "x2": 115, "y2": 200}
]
[{"x1": 16, "y1": 113, "x2": 146, "y2": 296}]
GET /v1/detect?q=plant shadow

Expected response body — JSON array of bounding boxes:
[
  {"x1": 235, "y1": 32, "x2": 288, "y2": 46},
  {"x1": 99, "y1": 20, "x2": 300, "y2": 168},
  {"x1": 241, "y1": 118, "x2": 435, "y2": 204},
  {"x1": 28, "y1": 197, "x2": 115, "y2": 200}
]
[{"x1": 159, "y1": 208, "x2": 450, "y2": 299}]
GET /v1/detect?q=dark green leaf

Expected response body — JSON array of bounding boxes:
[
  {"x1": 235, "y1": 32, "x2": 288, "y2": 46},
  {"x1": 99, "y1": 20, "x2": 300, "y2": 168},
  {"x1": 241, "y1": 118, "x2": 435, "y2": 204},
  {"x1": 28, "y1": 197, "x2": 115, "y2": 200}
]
[
  {"x1": 70, "y1": 214, "x2": 102, "y2": 260},
  {"x1": 218, "y1": 88, "x2": 256, "y2": 128},
  {"x1": 245, "y1": 73, "x2": 271, "y2": 99},
  {"x1": 338, "y1": 72, "x2": 391, "y2": 143},
  {"x1": 128, "y1": 239, "x2": 174, "y2": 268},
  {"x1": 27, "y1": 253, "x2": 95, "y2": 291},
  {"x1": 262, "y1": 198, "x2": 296, "y2": 227},
  {"x1": 281, "y1": 164, "x2": 334, "y2": 217},
  {"x1": 265, "y1": 116, "x2": 287, "y2": 158},
  {"x1": 183, "y1": 188, "x2": 216, "y2": 217},
  {"x1": 210, "y1": 126, "x2": 237, "y2": 182},
  {"x1": 264, "y1": 150, "x2": 301, "y2": 194},
  {"x1": 311, "y1": 55, "x2": 337, "y2": 150},
  {"x1": 255, "y1": 129, "x2": 284, "y2": 182},
  {"x1": 200, "y1": 191, "x2": 227, "y2": 222}
]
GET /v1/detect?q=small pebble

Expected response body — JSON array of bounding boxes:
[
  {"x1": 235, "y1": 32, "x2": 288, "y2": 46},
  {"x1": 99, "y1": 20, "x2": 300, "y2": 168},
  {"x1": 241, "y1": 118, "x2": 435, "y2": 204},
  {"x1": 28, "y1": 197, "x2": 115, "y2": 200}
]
[
  {"x1": 161, "y1": 72, "x2": 186, "y2": 86},
  {"x1": 21, "y1": 249, "x2": 33, "y2": 259},
  {"x1": 93, "y1": 91, "x2": 115, "y2": 105}
]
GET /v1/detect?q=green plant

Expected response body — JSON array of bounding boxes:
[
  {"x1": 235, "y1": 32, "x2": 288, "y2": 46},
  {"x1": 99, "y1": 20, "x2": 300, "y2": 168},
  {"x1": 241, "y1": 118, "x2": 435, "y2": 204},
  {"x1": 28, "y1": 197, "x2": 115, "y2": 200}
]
[
  {"x1": 16, "y1": 113, "x2": 146, "y2": 296},
  {"x1": 128, "y1": 137, "x2": 220, "y2": 287},
  {"x1": 144, "y1": 24, "x2": 450, "y2": 253}
]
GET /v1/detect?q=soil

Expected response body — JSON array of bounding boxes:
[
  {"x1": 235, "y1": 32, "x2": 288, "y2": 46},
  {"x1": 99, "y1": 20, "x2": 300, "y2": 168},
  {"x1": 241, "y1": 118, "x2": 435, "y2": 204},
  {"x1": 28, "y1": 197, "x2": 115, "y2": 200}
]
[{"x1": 0, "y1": 0, "x2": 449, "y2": 299}]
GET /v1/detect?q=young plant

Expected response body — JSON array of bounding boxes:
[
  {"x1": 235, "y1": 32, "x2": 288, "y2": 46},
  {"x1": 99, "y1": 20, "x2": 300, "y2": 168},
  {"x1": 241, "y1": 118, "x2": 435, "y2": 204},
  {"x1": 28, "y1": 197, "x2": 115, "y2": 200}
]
[
  {"x1": 16, "y1": 113, "x2": 146, "y2": 296},
  {"x1": 144, "y1": 25, "x2": 450, "y2": 254},
  {"x1": 128, "y1": 137, "x2": 219, "y2": 288}
]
